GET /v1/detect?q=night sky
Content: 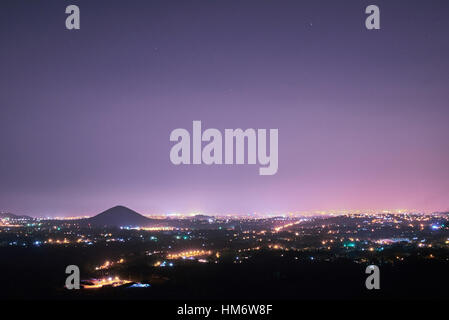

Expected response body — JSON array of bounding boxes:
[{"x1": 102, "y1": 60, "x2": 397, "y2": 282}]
[{"x1": 1, "y1": 0, "x2": 448, "y2": 216}]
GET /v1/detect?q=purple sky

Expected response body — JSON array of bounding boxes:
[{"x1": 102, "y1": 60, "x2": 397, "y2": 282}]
[{"x1": 1, "y1": 0, "x2": 449, "y2": 216}]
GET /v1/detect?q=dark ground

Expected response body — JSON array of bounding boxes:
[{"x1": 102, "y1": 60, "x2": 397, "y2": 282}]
[{"x1": 1, "y1": 246, "x2": 448, "y2": 300}]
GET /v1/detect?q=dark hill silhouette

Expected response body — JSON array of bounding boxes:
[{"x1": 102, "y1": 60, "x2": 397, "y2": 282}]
[
  {"x1": 0, "y1": 212, "x2": 33, "y2": 220},
  {"x1": 86, "y1": 205, "x2": 153, "y2": 227},
  {"x1": 45, "y1": 205, "x2": 192, "y2": 229}
]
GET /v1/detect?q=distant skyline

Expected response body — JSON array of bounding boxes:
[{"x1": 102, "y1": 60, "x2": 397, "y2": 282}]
[
  {"x1": 1, "y1": 0, "x2": 449, "y2": 216},
  {"x1": 1, "y1": 205, "x2": 443, "y2": 219}
]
